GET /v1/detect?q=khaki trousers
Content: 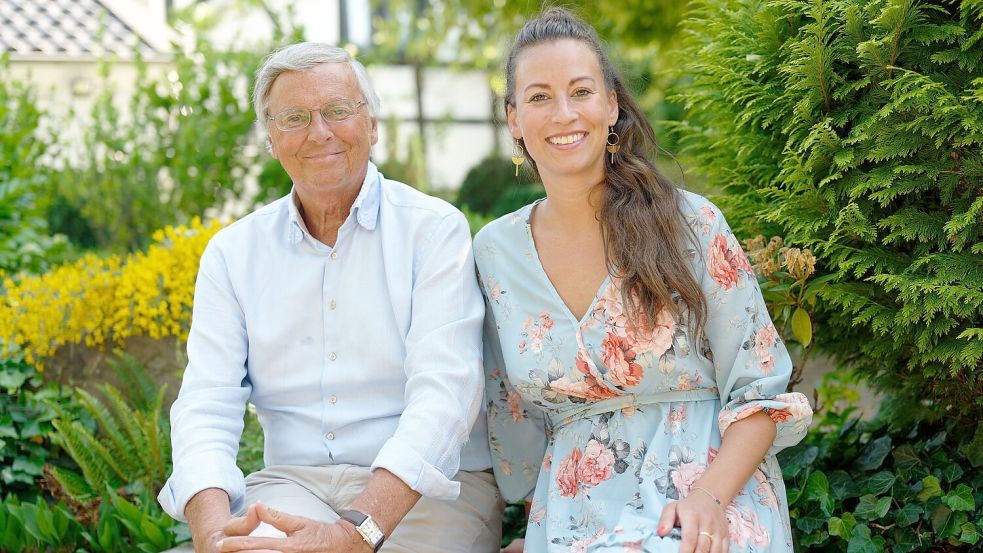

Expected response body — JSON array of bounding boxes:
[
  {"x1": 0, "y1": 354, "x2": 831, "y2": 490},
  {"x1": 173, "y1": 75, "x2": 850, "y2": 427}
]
[{"x1": 238, "y1": 464, "x2": 503, "y2": 552}]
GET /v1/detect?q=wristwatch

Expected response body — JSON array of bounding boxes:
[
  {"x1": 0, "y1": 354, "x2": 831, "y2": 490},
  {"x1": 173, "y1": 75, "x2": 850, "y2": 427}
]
[{"x1": 340, "y1": 510, "x2": 385, "y2": 552}]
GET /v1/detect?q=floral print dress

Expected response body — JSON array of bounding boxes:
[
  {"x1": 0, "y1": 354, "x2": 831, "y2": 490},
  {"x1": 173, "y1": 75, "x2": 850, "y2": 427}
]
[{"x1": 474, "y1": 192, "x2": 813, "y2": 552}]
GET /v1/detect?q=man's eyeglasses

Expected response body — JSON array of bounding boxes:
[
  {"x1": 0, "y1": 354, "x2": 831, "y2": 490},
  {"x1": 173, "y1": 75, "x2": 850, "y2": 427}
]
[{"x1": 267, "y1": 99, "x2": 366, "y2": 132}]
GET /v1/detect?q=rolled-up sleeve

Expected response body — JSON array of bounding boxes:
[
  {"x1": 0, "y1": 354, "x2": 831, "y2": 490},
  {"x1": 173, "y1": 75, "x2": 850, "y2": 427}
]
[
  {"x1": 158, "y1": 240, "x2": 251, "y2": 521},
  {"x1": 370, "y1": 212, "x2": 485, "y2": 500}
]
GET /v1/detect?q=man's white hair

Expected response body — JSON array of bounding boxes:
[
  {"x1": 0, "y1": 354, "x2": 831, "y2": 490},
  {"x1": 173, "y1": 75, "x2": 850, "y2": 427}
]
[{"x1": 252, "y1": 42, "x2": 380, "y2": 134}]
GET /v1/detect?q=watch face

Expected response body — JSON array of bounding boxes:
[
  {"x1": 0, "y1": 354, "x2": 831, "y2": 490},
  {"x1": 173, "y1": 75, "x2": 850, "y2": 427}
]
[{"x1": 358, "y1": 516, "x2": 385, "y2": 547}]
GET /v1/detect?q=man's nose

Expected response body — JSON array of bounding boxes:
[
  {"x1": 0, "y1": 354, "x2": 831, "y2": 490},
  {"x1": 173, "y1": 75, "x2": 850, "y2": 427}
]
[{"x1": 308, "y1": 111, "x2": 336, "y2": 141}]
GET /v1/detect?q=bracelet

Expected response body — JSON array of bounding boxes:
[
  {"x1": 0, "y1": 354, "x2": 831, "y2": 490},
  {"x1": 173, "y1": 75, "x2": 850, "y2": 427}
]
[{"x1": 692, "y1": 486, "x2": 721, "y2": 505}]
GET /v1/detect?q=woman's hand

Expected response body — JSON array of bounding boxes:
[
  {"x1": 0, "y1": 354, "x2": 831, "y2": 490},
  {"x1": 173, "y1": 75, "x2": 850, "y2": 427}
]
[
  {"x1": 656, "y1": 491, "x2": 729, "y2": 553},
  {"x1": 217, "y1": 502, "x2": 369, "y2": 553}
]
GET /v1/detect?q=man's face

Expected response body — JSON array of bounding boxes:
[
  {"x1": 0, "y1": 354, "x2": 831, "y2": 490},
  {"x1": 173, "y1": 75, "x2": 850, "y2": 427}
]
[{"x1": 266, "y1": 62, "x2": 378, "y2": 196}]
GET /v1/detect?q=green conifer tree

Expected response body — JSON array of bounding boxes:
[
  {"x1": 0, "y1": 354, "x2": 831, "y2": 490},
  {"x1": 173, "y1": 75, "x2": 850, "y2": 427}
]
[{"x1": 671, "y1": 0, "x2": 982, "y2": 422}]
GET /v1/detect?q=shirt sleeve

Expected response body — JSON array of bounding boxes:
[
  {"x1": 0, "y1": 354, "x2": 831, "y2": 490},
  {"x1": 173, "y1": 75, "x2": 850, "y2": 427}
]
[
  {"x1": 482, "y1": 300, "x2": 549, "y2": 504},
  {"x1": 158, "y1": 239, "x2": 251, "y2": 521},
  {"x1": 696, "y1": 202, "x2": 813, "y2": 455},
  {"x1": 370, "y1": 211, "x2": 485, "y2": 500}
]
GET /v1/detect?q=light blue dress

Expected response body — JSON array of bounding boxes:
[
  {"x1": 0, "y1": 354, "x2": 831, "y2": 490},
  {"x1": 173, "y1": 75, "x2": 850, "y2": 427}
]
[{"x1": 474, "y1": 192, "x2": 812, "y2": 552}]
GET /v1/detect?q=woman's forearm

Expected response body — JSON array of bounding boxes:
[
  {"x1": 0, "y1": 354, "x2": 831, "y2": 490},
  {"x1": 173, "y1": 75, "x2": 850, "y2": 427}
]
[{"x1": 694, "y1": 410, "x2": 776, "y2": 505}]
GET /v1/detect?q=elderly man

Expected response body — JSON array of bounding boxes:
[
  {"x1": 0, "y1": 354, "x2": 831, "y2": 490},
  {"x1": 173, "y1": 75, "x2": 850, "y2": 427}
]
[{"x1": 158, "y1": 42, "x2": 500, "y2": 553}]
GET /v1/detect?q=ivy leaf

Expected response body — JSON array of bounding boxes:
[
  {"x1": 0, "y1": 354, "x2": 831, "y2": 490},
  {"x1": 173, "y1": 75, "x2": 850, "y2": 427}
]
[
  {"x1": 958, "y1": 425, "x2": 983, "y2": 468},
  {"x1": 797, "y1": 515, "x2": 827, "y2": 533},
  {"x1": 942, "y1": 484, "x2": 975, "y2": 512},
  {"x1": 791, "y1": 307, "x2": 813, "y2": 346},
  {"x1": 892, "y1": 444, "x2": 920, "y2": 469},
  {"x1": 855, "y1": 494, "x2": 891, "y2": 520},
  {"x1": 863, "y1": 471, "x2": 896, "y2": 495},
  {"x1": 941, "y1": 463, "x2": 964, "y2": 483},
  {"x1": 918, "y1": 475, "x2": 942, "y2": 501},
  {"x1": 959, "y1": 522, "x2": 981, "y2": 545},
  {"x1": 854, "y1": 436, "x2": 892, "y2": 471},
  {"x1": 829, "y1": 470, "x2": 860, "y2": 500},
  {"x1": 931, "y1": 505, "x2": 960, "y2": 538},
  {"x1": 847, "y1": 524, "x2": 884, "y2": 553},
  {"x1": 894, "y1": 503, "x2": 924, "y2": 527},
  {"x1": 805, "y1": 471, "x2": 834, "y2": 516},
  {"x1": 828, "y1": 512, "x2": 857, "y2": 537}
]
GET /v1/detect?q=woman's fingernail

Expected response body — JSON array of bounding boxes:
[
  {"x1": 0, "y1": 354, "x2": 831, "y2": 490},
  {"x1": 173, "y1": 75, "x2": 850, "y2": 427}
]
[{"x1": 216, "y1": 540, "x2": 224, "y2": 549}]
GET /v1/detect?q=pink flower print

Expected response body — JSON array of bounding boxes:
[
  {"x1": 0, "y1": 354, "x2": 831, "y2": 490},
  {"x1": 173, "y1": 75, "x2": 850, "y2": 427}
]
[
  {"x1": 754, "y1": 471, "x2": 779, "y2": 509},
  {"x1": 726, "y1": 503, "x2": 770, "y2": 548},
  {"x1": 556, "y1": 448, "x2": 582, "y2": 498},
  {"x1": 672, "y1": 462, "x2": 707, "y2": 497},
  {"x1": 528, "y1": 501, "x2": 546, "y2": 524},
  {"x1": 572, "y1": 351, "x2": 620, "y2": 400},
  {"x1": 601, "y1": 333, "x2": 644, "y2": 388},
  {"x1": 768, "y1": 408, "x2": 793, "y2": 423},
  {"x1": 675, "y1": 372, "x2": 703, "y2": 391},
  {"x1": 520, "y1": 312, "x2": 555, "y2": 355},
  {"x1": 542, "y1": 452, "x2": 552, "y2": 472},
  {"x1": 667, "y1": 404, "x2": 687, "y2": 434},
  {"x1": 506, "y1": 391, "x2": 524, "y2": 422},
  {"x1": 754, "y1": 323, "x2": 778, "y2": 374},
  {"x1": 707, "y1": 447, "x2": 719, "y2": 464},
  {"x1": 627, "y1": 305, "x2": 675, "y2": 358},
  {"x1": 775, "y1": 392, "x2": 814, "y2": 420},
  {"x1": 499, "y1": 459, "x2": 512, "y2": 476},
  {"x1": 707, "y1": 234, "x2": 753, "y2": 290},
  {"x1": 577, "y1": 439, "x2": 616, "y2": 487},
  {"x1": 570, "y1": 531, "x2": 606, "y2": 553},
  {"x1": 489, "y1": 284, "x2": 503, "y2": 301}
]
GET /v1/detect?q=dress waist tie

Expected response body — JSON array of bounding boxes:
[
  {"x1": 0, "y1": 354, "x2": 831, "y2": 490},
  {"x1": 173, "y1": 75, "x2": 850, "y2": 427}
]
[{"x1": 547, "y1": 388, "x2": 719, "y2": 433}]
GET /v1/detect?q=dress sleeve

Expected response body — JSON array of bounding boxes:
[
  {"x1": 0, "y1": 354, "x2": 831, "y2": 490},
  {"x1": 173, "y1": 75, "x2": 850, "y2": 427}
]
[
  {"x1": 481, "y1": 295, "x2": 549, "y2": 504},
  {"x1": 696, "y1": 203, "x2": 813, "y2": 455}
]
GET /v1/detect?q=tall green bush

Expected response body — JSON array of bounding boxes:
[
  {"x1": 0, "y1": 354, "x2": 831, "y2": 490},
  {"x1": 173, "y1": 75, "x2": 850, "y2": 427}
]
[
  {"x1": 0, "y1": 56, "x2": 68, "y2": 274},
  {"x1": 53, "y1": 40, "x2": 262, "y2": 252},
  {"x1": 671, "y1": 0, "x2": 983, "y2": 422}
]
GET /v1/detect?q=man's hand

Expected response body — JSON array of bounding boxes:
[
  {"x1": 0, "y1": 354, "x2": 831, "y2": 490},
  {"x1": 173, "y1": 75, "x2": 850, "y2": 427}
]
[
  {"x1": 217, "y1": 502, "x2": 369, "y2": 553},
  {"x1": 501, "y1": 537, "x2": 525, "y2": 552}
]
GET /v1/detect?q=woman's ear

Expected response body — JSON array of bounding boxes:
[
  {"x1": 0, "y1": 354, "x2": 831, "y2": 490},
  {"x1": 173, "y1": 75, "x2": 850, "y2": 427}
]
[{"x1": 507, "y1": 104, "x2": 522, "y2": 140}]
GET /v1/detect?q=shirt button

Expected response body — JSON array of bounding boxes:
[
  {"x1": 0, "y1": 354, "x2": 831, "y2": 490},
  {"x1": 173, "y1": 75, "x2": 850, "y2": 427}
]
[
  {"x1": 326, "y1": 432, "x2": 335, "y2": 440},
  {"x1": 329, "y1": 395, "x2": 338, "y2": 404},
  {"x1": 330, "y1": 252, "x2": 338, "y2": 260},
  {"x1": 329, "y1": 352, "x2": 337, "y2": 361},
  {"x1": 329, "y1": 300, "x2": 336, "y2": 310}
]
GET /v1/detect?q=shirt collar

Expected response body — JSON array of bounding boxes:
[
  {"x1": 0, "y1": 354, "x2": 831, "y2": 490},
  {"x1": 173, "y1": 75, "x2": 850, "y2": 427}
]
[{"x1": 286, "y1": 162, "x2": 381, "y2": 245}]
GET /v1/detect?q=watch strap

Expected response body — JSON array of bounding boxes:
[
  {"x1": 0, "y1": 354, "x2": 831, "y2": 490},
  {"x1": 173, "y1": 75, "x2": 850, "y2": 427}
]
[{"x1": 340, "y1": 510, "x2": 384, "y2": 552}]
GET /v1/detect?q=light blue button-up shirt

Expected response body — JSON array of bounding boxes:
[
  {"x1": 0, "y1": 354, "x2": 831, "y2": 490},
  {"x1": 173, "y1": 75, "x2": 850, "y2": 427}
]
[{"x1": 158, "y1": 162, "x2": 491, "y2": 521}]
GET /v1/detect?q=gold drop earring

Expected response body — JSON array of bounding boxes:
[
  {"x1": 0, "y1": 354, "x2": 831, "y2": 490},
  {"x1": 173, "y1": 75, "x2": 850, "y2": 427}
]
[
  {"x1": 512, "y1": 139, "x2": 525, "y2": 177},
  {"x1": 606, "y1": 127, "x2": 621, "y2": 163}
]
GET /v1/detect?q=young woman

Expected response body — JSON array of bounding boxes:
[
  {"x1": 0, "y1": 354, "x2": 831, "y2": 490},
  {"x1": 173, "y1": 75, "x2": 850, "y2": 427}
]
[{"x1": 475, "y1": 8, "x2": 812, "y2": 553}]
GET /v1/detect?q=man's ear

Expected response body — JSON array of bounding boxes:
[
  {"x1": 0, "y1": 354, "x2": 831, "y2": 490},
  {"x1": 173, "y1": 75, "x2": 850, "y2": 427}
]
[{"x1": 369, "y1": 116, "x2": 379, "y2": 146}]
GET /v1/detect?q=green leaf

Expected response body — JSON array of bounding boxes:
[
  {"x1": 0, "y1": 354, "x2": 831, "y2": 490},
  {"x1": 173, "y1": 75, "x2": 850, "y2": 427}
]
[
  {"x1": 894, "y1": 503, "x2": 924, "y2": 527},
  {"x1": 854, "y1": 436, "x2": 892, "y2": 471},
  {"x1": 863, "y1": 471, "x2": 896, "y2": 495},
  {"x1": 959, "y1": 522, "x2": 981, "y2": 545},
  {"x1": 943, "y1": 484, "x2": 975, "y2": 512},
  {"x1": 791, "y1": 307, "x2": 813, "y2": 346},
  {"x1": 829, "y1": 512, "x2": 857, "y2": 537},
  {"x1": 854, "y1": 494, "x2": 891, "y2": 520},
  {"x1": 797, "y1": 515, "x2": 827, "y2": 533},
  {"x1": 941, "y1": 463, "x2": 964, "y2": 482},
  {"x1": 918, "y1": 475, "x2": 942, "y2": 501},
  {"x1": 829, "y1": 470, "x2": 860, "y2": 500},
  {"x1": 931, "y1": 505, "x2": 960, "y2": 538},
  {"x1": 892, "y1": 444, "x2": 920, "y2": 470},
  {"x1": 140, "y1": 518, "x2": 168, "y2": 549}
]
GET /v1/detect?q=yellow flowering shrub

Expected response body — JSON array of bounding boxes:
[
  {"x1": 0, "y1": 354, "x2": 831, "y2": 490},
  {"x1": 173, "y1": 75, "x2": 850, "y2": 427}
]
[{"x1": 0, "y1": 218, "x2": 224, "y2": 369}]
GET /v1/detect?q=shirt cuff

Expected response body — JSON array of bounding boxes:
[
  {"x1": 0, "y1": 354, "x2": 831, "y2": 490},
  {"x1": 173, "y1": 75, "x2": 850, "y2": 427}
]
[
  {"x1": 158, "y1": 452, "x2": 246, "y2": 521},
  {"x1": 371, "y1": 436, "x2": 461, "y2": 500}
]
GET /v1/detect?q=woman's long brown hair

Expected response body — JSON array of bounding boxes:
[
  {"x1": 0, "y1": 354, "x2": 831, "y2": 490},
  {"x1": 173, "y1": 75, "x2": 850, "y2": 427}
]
[{"x1": 505, "y1": 7, "x2": 708, "y2": 334}]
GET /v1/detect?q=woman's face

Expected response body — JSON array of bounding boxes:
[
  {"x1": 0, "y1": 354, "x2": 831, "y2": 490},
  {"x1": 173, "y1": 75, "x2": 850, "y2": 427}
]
[{"x1": 507, "y1": 39, "x2": 619, "y2": 187}]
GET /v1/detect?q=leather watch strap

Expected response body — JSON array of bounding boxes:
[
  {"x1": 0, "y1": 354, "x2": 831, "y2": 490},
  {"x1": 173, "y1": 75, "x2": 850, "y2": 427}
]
[{"x1": 340, "y1": 510, "x2": 384, "y2": 552}]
